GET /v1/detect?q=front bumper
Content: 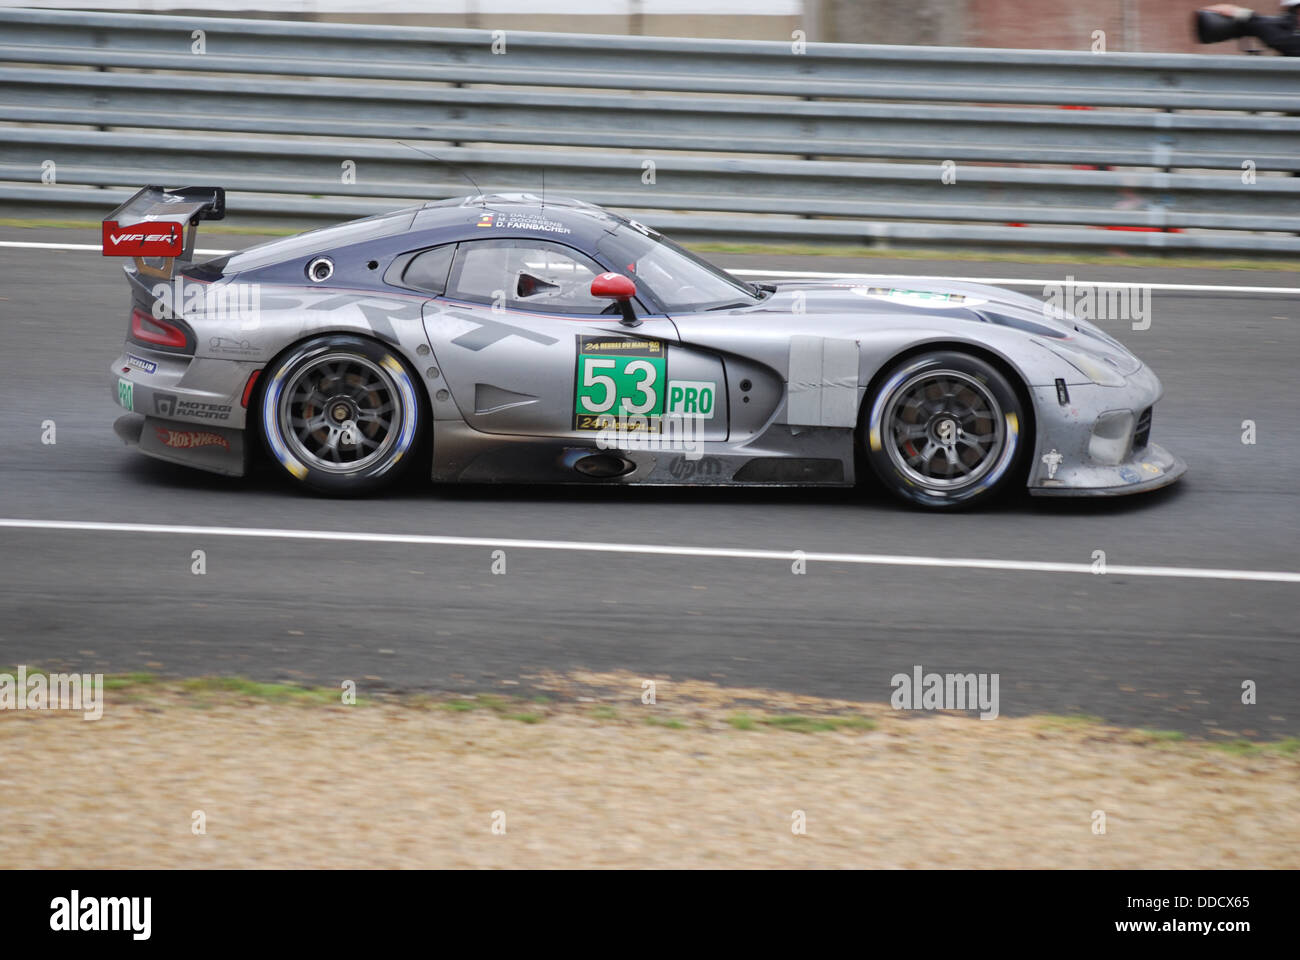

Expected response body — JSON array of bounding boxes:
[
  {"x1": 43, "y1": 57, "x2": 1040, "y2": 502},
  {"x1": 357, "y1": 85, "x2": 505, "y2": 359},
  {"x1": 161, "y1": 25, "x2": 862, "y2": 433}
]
[
  {"x1": 1029, "y1": 441, "x2": 1186, "y2": 497},
  {"x1": 1026, "y1": 364, "x2": 1187, "y2": 497}
]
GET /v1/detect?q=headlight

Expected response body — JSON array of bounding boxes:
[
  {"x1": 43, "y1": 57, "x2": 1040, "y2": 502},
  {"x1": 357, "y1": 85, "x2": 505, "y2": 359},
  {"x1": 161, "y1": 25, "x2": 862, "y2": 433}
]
[{"x1": 1035, "y1": 339, "x2": 1128, "y2": 387}]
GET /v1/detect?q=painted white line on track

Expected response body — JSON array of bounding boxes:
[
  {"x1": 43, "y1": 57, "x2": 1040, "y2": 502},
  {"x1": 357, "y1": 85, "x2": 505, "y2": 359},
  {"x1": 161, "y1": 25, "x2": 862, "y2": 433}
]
[
  {"x1": 2, "y1": 518, "x2": 1298, "y2": 584},
  {"x1": 731, "y1": 268, "x2": 1300, "y2": 296},
  {"x1": 0, "y1": 240, "x2": 238, "y2": 255},
  {"x1": 1, "y1": 240, "x2": 1296, "y2": 295}
]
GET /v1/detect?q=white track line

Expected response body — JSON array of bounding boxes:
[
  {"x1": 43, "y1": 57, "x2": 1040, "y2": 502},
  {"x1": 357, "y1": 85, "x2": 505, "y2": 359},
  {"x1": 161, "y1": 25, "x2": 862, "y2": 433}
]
[
  {"x1": 0, "y1": 240, "x2": 238, "y2": 255},
  {"x1": 1, "y1": 240, "x2": 1296, "y2": 294},
  {"x1": 1, "y1": 518, "x2": 1297, "y2": 584},
  {"x1": 731, "y1": 268, "x2": 1300, "y2": 295}
]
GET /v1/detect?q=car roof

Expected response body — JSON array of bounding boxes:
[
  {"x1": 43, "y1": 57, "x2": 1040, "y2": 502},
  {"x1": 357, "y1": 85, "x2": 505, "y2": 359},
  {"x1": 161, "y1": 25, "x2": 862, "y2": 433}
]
[
  {"x1": 215, "y1": 194, "x2": 629, "y2": 277},
  {"x1": 410, "y1": 193, "x2": 626, "y2": 245}
]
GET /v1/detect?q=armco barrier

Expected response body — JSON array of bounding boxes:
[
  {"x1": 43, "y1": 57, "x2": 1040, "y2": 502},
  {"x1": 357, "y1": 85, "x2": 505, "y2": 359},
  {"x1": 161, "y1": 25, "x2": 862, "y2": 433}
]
[{"x1": 1, "y1": 8, "x2": 1298, "y2": 252}]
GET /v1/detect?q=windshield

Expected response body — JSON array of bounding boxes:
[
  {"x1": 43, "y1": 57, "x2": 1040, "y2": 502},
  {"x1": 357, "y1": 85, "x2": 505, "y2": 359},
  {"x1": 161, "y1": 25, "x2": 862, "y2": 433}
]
[{"x1": 597, "y1": 222, "x2": 760, "y2": 313}]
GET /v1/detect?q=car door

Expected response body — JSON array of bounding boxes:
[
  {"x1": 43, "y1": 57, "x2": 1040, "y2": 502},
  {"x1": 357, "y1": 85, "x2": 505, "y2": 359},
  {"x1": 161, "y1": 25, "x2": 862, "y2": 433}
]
[{"x1": 421, "y1": 236, "x2": 694, "y2": 439}]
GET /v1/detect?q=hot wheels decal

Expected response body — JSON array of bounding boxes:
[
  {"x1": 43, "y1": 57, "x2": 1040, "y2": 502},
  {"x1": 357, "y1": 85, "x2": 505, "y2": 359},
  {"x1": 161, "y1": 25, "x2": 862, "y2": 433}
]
[{"x1": 154, "y1": 428, "x2": 229, "y2": 450}]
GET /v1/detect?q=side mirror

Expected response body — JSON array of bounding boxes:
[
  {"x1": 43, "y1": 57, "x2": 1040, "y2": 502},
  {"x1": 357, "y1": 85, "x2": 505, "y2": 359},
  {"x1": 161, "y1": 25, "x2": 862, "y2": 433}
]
[{"x1": 590, "y1": 272, "x2": 639, "y2": 327}]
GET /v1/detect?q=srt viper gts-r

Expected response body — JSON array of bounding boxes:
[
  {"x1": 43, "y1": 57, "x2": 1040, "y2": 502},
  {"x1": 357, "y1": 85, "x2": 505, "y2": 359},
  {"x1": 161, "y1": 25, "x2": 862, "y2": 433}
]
[{"x1": 104, "y1": 186, "x2": 1185, "y2": 509}]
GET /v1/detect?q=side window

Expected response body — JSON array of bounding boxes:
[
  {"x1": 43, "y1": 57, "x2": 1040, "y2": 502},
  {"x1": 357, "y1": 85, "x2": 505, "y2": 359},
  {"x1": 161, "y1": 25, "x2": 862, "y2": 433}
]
[
  {"x1": 392, "y1": 243, "x2": 455, "y2": 294},
  {"x1": 447, "y1": 239, "x2": 616, "y2": 315}
]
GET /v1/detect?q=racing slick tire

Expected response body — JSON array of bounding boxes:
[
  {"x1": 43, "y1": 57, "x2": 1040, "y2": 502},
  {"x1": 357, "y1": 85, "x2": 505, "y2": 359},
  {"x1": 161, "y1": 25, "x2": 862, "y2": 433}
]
[
  {"x1": 258, "y1": 334, "x2": 425, "y2": 495},
  {"x1": 863, "y1": 350, "x2": 1027, "y2": 509}
]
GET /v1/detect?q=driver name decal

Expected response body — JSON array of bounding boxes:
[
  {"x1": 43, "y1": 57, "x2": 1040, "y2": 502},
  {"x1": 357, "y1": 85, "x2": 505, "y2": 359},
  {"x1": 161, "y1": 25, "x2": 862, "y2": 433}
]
[{"x1": 504, "y1": 215, "x2": 571, "y2": 234}]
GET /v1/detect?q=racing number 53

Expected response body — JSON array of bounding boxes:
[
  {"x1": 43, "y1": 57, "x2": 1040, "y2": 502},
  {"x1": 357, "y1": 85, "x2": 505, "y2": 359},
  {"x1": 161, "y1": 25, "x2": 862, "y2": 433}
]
[
  {"x1": 579, "y1": 358, "x2": 660, "y2": 415},
  {"x1": 574, "y1": 339, "x2": 667, "y2": 429},
  {"x1": 621, "y1": 360, "x2": 659, "y2": 415},
  {"x1": 580, "y1": 358, "x2": 617, "y2": 413}
]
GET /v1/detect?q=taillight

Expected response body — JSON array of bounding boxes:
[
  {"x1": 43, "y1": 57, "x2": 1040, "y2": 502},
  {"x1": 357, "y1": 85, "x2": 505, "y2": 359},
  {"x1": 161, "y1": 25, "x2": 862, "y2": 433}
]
[{"x1": 130, "y1": 307, "x2": 189, "y2": 350}]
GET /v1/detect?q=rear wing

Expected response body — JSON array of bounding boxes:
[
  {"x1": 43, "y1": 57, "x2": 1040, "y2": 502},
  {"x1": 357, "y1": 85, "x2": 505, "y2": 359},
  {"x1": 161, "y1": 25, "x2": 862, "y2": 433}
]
[{"x1": 102, "y1": 185, "x2": 225, "y2": 279}]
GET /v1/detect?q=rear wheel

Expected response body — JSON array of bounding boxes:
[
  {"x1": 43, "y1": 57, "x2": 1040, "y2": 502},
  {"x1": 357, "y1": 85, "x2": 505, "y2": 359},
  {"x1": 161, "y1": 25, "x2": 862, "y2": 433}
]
[
  {"x1": 863, "y1": 351, "x2": 1026, "y2": 509},
  {"x1": 259, "y1": 335, "x2": 423, "y2": 495}
]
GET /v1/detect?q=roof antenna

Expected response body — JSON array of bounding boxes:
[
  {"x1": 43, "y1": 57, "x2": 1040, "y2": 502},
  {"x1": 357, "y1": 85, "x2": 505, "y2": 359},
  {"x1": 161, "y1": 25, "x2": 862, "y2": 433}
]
[
  {"x1": 541, "y1": 167, "x2": 546, "y2": 211},
  {"x1": 397, "y1": 140, "x2": 486, "y2": 207}
]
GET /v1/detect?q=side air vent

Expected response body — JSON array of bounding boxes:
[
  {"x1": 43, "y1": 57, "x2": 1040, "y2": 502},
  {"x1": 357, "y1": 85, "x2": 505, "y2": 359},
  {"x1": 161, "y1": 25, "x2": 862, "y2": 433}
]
[{"x1": 1132, "y1": 407, "x2": 1152, "y2": 452}]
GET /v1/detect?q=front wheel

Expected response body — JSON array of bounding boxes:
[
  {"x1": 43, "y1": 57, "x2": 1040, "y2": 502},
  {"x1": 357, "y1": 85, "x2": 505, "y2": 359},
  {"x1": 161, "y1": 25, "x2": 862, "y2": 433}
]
[
  {"x1": 863, "y1": 351, "x2": 1027, "y2": 509},
  {"x1": 259, "y1": 335, "x2": 424, "y2": 495}
]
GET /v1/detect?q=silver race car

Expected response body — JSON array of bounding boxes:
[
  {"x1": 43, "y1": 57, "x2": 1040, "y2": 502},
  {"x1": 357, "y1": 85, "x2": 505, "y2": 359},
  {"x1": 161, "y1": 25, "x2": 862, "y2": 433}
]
[{"x1": 104, "y1": 186, "x2": 1185, "y2": 508}]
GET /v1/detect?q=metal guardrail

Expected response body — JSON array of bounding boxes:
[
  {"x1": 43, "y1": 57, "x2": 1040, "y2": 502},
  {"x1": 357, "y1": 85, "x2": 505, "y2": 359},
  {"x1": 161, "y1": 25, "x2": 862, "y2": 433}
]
[{"x1": 2, "y1": 7, "x2": 1299, "y2": 253}]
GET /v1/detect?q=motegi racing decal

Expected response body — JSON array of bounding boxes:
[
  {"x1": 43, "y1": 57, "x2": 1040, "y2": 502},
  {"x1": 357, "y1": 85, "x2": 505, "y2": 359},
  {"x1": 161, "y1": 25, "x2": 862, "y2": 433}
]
[
  {"x1": 153, "y1": 393, "x2": 232, "y2": 421},
  {"x1": 573, "y1": 335, "x2": 667, "y2": 432}
]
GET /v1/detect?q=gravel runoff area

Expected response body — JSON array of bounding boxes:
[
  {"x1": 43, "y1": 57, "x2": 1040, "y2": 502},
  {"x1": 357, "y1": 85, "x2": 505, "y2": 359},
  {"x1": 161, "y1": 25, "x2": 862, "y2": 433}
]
[{"x1": 2, "y1": 670, "x2": 1296, "y2": 869}]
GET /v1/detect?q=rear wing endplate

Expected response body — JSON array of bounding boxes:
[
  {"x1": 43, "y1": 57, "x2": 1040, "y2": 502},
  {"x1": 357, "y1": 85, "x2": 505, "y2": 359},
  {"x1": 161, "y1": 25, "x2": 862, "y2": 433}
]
[{"x1": 102, "y1": 185, "x2": 225, "y2": 279}]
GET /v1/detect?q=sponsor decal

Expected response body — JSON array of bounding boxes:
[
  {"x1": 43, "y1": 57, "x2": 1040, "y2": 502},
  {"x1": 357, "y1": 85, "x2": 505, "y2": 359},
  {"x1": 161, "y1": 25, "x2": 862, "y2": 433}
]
[
  {"x1": 852, "y1": 286, "x2": 986, "y2": 309},
  {"x1": 125, "y1": 353, "x2": 157, "y2": 374},
  {"x1": 1040, "y1": 448, "x2": 1063, "y2": 480},
  {"x1": 667, "y1": 379, "x2": 717, "y2": 419},
  {"x1": 153, "y1": 392, "x2": 232, "y2": 421},
  {"x1": 668, "y1": 455, "x2": 723, "y2": 480},
  {"x1": 116, "y1": 378, "x2": 133, "y2": 412},
  {"x1": 573, "y1": 335, "x2": 667, "y2": 432},
  {"x1": 154, "y1": 427, "x2": 229, "y2": 451},
  {"x1": 1140, "y1": 461, "x2": 1162, "y2": 476},
  {"x1": 624, "y1": 218, "x2": 660, "y2": 238},
  {"x1": 597, "y1": 413, "x2": 704, "y2": 459},
  {"x1": 102, "y1": 220, "x2": 183, "y2": 258},
  {"x1": 1119, "y1": 466, "x2": 1142, "y2": 484},
  {"x1": 207, "y1": 336, "x2": 257, "y2": 357}
]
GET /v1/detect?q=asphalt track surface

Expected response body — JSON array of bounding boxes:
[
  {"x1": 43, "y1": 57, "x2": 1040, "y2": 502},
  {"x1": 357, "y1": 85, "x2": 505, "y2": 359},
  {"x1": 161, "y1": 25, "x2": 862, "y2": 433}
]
[{"x1": 1, "y1": 228, "x2": 1297, "y2": 738}]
